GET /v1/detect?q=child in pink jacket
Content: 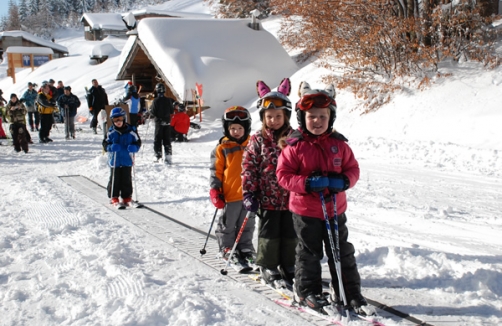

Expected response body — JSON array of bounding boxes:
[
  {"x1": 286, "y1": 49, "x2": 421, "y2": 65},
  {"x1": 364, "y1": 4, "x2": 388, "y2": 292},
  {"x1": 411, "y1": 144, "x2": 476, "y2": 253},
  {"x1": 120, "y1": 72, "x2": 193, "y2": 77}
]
[{"x1": 277, "y1": 82, "x2": 373, "y2": 316}]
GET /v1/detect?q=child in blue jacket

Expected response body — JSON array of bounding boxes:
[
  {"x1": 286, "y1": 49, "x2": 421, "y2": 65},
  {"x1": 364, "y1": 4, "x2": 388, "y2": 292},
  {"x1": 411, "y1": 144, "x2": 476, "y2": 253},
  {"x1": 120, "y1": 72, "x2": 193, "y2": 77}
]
[{"x1": 102, "y1": 107, "x2": 141, "y2": 207}]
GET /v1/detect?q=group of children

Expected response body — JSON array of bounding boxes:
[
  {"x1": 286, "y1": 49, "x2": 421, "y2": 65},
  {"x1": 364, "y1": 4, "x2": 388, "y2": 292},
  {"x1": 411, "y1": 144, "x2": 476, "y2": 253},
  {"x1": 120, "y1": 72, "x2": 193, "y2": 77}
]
[
  {"x1": 99, "y1": 77, "x2": 372, "y2": 315},
  {"x1": 208, "y1": 78, "x2": 373, "y2": 316}
]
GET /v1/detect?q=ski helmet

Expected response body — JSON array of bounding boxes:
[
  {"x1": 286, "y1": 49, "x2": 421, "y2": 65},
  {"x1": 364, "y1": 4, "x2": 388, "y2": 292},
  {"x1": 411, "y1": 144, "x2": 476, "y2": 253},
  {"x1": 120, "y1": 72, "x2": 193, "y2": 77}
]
[
  {"x1": 295, "y1": 82, "x2": 337, "y2": 133},
  {"x1": 110, "y1": 107, "x2": 126, "y2": 120},
  {"x1": 177, "y1": 103, "x2": 186, "y2": 112},
  {"x1": 155, "y1": 83, "x2": 166, "y2": 94},
  {"x1": 256, "y1": 91, "x2": 292, "y2": 121},
  {"x1": 222, "y1": 106, "x2": 251, "y2": 142}
]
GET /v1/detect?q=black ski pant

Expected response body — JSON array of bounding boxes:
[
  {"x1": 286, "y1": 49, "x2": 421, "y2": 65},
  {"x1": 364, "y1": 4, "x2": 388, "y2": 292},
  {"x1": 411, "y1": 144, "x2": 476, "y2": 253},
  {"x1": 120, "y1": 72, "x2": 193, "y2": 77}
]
[
  {"x1": 107, "y1": 166, "x2": 133, "y2": 199},
  {"x1": 292, "y1": 212, "x2": 361, "y2": 302},
  {"x1": 90, "y1": 107, "x2": 103, "y2": 129},
  {"x1": 153, "y1": 124, "x2": 172, "y2": 158},
  {"x1": 9, "y1": 123, "x2": 29, "y2": 152},
  {"x1": 129, "y1": 113, "x2": 140, "y2": 127},
  {"x1": 39, "y1": 113, "x2": 53, "y2": 141},
  {"x1": 28, "y1": 111, "x2": 40, "y2": 130},
  {"x1": 256, "y1": 209, "x2": 297, "y2": 271}
]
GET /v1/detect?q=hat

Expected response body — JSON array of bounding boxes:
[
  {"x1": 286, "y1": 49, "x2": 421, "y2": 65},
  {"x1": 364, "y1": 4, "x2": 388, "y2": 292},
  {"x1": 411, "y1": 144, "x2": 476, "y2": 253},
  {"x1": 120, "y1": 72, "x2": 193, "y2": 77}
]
[
  {"x1": 41, "y1": 80, "x2": 49, "y2": 86},
  {"x1": 64, "y1": 86, "x2": 71, "y2": 91},
  {"x1": 28, "y1": 82, "x2": 33, "y2": 86},
  {"x1": 10, "y1": 93, "x2": 17, "y2": 99},
  {"x1": 49, "y1": 79, "x2": 55, "y2": 83},
  {"x1": 127, "y1": 81, "x2": 133, "y2": 85}
]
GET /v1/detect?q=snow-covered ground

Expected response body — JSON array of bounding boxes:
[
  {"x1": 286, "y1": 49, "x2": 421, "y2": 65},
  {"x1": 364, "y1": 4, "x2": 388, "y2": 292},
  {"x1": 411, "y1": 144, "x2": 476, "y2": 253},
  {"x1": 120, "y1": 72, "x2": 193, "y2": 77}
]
[{"x1": 1, "y1": 0, "x2": 501, "y2": 325}]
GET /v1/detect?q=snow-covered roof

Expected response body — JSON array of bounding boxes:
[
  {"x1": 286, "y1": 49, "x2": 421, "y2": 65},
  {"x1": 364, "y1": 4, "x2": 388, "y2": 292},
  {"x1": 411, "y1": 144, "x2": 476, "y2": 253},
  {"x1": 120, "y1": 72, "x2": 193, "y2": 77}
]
[
  {"x1": 0, "y1": 30, "x2": 68, "y2": 53},
  {"x1": 81, "y1": 13, "x2": 128, "y2": 31},
  {"x1": 135, "y1": 18, "x2": 298, "y2": 111},
  {"x1": 130, "y1": 8, "x2": 210, "y2": 19},
  {"x1": 5, "y1": 46, "x2": 54, "y2": 54}
]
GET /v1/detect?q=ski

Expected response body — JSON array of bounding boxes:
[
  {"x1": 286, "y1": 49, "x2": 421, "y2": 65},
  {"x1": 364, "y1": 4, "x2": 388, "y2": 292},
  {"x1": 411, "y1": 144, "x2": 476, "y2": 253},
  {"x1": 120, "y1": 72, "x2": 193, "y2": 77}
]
[
  {"x1": 125, "y1": 201, "x2": 144, "y2": 208},
  {"x1": 274, "y1": 298, "x2": 346, "y2": 325},
  {"x1": 248, "y1": 275, "x2": 292, "y2": 300},
  {"x1": 218, "y1": 255, "x2": 253, "y2": 273},
  {"x1": 113, "y1": 202, "x2": 126, "y2": 210}
]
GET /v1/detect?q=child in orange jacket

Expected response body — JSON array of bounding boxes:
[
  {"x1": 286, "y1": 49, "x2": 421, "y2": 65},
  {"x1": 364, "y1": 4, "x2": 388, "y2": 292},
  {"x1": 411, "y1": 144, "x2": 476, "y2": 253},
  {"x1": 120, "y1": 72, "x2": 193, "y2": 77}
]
[{"x1": 209, "y1": 106, "x2": 256, "y2": 264}]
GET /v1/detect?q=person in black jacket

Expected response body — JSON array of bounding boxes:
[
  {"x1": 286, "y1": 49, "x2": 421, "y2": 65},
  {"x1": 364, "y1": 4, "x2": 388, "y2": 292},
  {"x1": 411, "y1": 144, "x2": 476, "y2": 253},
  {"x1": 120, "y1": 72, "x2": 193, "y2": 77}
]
[
  {"x1": 148, "y1": 83, "x2": 174, "y2": 163},
  {"x1": 57, "y1": 86, "x2": 81, "y2": 140},
  {"x1": 87, "y1": 79, "x2": 109, "y2": 134}
]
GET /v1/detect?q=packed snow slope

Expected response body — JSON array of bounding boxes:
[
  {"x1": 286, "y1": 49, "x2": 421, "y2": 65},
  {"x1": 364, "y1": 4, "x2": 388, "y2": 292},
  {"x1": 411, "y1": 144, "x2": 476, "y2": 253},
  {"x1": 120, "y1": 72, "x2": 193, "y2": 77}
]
[{"x1": 0, "y1": 1, "x2": 501, "y2": 325}]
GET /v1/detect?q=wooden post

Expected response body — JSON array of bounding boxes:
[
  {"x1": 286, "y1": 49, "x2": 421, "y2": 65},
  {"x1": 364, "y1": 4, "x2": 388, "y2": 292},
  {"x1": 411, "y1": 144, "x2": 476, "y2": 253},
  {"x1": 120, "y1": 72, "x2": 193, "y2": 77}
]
[{"x1": 7, "y1": 53, "x2": 15, "y2": 84}]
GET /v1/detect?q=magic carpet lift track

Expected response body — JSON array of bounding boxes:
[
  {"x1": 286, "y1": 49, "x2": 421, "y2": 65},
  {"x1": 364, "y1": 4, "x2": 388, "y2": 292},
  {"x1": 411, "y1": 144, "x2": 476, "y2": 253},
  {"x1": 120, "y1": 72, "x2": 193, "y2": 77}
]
[{"x1": 59, "y1": 174, "x2": 433, "y2": 326}]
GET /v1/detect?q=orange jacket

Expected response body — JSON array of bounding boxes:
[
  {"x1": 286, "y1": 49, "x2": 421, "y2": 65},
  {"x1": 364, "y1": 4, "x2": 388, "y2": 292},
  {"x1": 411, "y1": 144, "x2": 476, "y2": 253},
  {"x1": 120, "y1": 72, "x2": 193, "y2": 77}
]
[
  {"x1": 170, "y1": 112, "x2": 190, "y2": 134},
  {"x1": 209, "y1": 136, "x2": 249, "y2": 203}
]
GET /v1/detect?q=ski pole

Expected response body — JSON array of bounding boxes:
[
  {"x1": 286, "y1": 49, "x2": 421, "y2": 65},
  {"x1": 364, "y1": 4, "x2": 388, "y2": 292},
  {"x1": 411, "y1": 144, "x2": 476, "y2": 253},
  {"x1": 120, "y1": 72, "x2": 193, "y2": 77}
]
[
  {"x1": 110, "y1": 152, "x2": 117, "y2": 201},
  {"x1": 319, "y1": 192, "x2": 350, "y2": 319},
  {"x1": 200, "y1": 208, "x2": 219, "y2": 255},
  {"x1": 220, "y1": 211, "x2": 255, "y2": 275},
  {"x1": 131, "y1": 153, "x2": 139, "y2": 203}
]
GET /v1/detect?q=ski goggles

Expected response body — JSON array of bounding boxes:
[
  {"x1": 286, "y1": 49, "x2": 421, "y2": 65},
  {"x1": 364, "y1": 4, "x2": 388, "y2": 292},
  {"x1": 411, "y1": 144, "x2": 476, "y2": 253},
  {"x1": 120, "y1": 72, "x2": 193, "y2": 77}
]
[
  {"x1": 223, "y1": 107, "x2": 250, "y2": 121},
  {"x1": 112, "y1": 117, "x2": 125, "y2": 122},
  {"x1": 297, "y1": 93, "x2": 336, "y2": 111},
  {"x1": 261, "y1": 97, "x2": 288, "y2": 110}
]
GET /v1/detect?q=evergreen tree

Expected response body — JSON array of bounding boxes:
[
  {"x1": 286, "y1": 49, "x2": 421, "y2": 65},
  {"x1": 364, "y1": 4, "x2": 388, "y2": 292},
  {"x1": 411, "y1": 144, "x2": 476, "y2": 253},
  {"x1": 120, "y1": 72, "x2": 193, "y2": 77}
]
[{"x1": 18, "y1": 0, "x2": 29, "y2": 21}]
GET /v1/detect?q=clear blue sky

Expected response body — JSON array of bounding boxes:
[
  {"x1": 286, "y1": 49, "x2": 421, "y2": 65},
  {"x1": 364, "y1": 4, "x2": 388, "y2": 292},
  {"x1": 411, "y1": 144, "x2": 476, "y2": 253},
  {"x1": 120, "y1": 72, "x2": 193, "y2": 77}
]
[{"x1": 1, "y1": 0, "x2": 18, "y2": 19}]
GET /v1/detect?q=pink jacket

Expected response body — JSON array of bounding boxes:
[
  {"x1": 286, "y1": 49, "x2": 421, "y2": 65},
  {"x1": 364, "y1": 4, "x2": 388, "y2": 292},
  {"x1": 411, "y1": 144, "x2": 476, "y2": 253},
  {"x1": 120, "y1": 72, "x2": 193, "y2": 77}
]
[{"x1": 277, "y1": 129, "x2": 359, "y2": 219}]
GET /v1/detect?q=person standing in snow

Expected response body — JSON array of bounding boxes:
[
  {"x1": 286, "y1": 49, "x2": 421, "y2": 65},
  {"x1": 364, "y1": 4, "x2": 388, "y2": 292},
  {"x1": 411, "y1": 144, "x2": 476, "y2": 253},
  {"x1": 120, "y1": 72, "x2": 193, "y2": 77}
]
[
  {"x1": 209, "y1": 106, "x2": 256, "y2": 265},
  {"x1": 148, "y1": 83, "x2": 174, "y2": 163},
  {"x1": 121, "y1": 84, "x2": 141, "y2": 127},
  {"x1": 277, "y1": 82, "x2": 374, "y2": 316},
  {"x1": 241, "y1": 78, "x2": 297, "y2": 287},
  {"x1": 6, "y1": 93, "x2": 31, "y2": 152},
  {"x1": 36, "y1": 81, "x2": 57, "y2": 143},
  {"x1": 53, "y1": 80, "x2": 65, "y2": 123},
  {"x1": 21, "y1": 82, "x2": 39, "y2": 132},
  {"x1": 170, "y1": 102, "x2": 190, "y2": 142},
  {"x1": 87, "y1": 79, "x2": 109, "y2": 134},
  {"x1": 0, "y1": 89, "x2": 7, "y2": 140},
  {"x1": 102, "y1": 107, "x2": 141, "y2": 207},
  {"x1": 57, "y1": 86, "x2": 81, "y2": 140}
]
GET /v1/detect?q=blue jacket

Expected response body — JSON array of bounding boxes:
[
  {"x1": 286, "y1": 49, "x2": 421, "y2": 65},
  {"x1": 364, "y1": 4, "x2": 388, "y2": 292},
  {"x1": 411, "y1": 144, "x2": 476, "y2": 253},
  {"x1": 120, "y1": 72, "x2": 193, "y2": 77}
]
[
  {"x1": 103, "y1": 123, "x2": 141, "y2": 167},
  {"x1": 21, "y1": 89, "x2": 38, "y2": 107},
  {"x1": 123, "y1": 91, "x2": 140, "y2": 114}
]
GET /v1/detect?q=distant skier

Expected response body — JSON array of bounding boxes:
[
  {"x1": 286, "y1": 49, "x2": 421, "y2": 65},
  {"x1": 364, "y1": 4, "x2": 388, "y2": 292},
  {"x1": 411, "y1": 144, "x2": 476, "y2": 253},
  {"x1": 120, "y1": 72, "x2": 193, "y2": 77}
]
[
  {"x1": 57, "y1": 86, "x2": 81, "y2": 140},
  {"x1": 102, "y1": 107, "x2": 141, "y2": 208},
  {"x1": 0, "y1": 89, "x2": 7, "y2": 139},
  {"x1": 277, "y1": 81, "x2": 374, "y2": 316},
  {"x1": 21, "y1": 82, "x2": 39, "y2": 132},
  {"x1": 36, "y1": 81, "x2": 57, "y2": 143},
  {"x1": 121, "y1": 84, "x2": 141, "y2": 126},
  {"x1": 148, "y1": 83, "x2": 174, "y2": 163},
  {"x1": 241, "y1": 78, "x2": 297, "y2": 288},
  {"x1": 209, "y1": 106, "x2": 256, "y2": 266},
  {"x1": 6, "y1": 93, "x2": 31, "y2": 153},
  {"x1": 87, "y1": 79, "x2": 109, "y2": 134},
  {"x1": 170, "y1": 102, "x2": 190, "y2": 142}
]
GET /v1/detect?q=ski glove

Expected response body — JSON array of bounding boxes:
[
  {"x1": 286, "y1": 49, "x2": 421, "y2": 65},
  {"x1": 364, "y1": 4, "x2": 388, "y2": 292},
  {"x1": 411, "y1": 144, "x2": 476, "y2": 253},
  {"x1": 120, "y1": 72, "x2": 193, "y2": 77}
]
[
  {"x1": 209, "y1": 188, "x2": 225, "y2": 209},
  {"x1": 242, "y1": 193, "x2": 259, "y2": 212},
  {"x1": 328, "y1": 173, "x2": 350, "y2": 193},
  {"x1": 110, "y1": 144, "x2": 121, "y2": 152},
  {"x1": 127, "y1": 145, "x2": 139, "y2": 153},
  {"x1": 305, "y1": 176, "x2": 329, "y2": 193}
]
